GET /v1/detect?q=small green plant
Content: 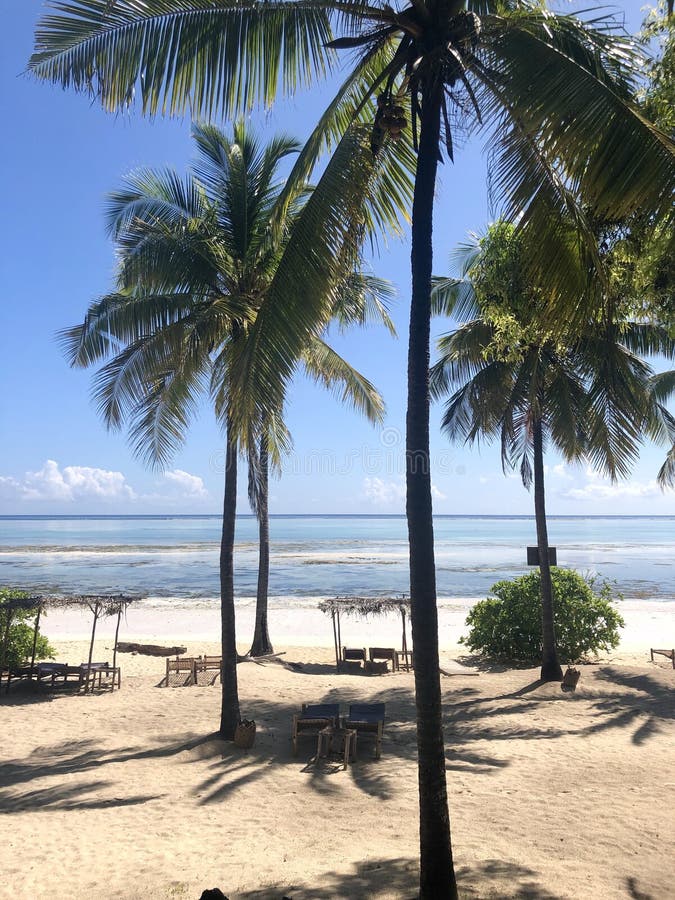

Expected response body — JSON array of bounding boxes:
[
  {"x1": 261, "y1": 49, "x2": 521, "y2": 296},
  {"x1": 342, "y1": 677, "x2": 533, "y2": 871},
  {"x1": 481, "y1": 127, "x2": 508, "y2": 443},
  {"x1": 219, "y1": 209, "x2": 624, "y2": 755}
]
[
  {"x1": 461, "y1": 568, "x2": 624, "y2": 663},
  {"x1": 0, "y1": 588, "x2": 55, "y2": 669}
]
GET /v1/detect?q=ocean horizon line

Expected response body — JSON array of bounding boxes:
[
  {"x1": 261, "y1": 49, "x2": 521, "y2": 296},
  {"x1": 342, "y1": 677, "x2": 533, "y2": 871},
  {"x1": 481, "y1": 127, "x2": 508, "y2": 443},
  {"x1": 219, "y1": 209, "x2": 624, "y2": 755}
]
[{"x1": 1, "y1": 513, "x2": 674, "y2": 521}]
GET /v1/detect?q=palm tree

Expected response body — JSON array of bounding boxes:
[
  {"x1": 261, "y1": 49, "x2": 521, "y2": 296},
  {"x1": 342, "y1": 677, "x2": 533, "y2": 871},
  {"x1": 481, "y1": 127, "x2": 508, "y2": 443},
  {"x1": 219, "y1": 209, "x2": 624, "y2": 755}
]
[
  {"x1": 247, "y1": 302, "x2": 396, "y2": 657},
  {"x1": 62, "y1": 121, "x2": 403, "y2": 738},
  {"x1": 430, "y1": 224, "x2": 674, "y2": 679},
  {"x1": 29, "y1": 3, "x2": 675, "y2": 894}
]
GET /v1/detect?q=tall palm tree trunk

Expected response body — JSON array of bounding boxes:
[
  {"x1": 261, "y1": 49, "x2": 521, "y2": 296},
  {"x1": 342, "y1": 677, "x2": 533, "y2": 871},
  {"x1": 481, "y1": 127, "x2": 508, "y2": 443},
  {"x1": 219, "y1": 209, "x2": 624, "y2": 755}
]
[
  {"x1": 220, "y1": 415, "x2": 242, "y2": 738},
  {"x1": 407, "y1": 78, "x2": 457, "y2": 900},
  {"x1": 532, "y1": 416, "x2": 563, "y2": 682},
  {"x1": 249, "y1": 434, "x2": 273, "y2": 656}
]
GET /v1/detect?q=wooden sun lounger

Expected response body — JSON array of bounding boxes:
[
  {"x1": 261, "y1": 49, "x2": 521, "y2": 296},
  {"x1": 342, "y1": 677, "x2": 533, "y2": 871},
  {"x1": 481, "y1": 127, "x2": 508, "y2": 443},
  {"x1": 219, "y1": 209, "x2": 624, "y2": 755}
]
[
  {"x1": 291, "y1": 703, "x2": 340, "y2": 756},
  {"x1": 369, "y1": 647, "x2": 399, "y2": 672},
  {"x1": 650, "y1": 648, "x2": 675, "y2": 668},
  {"x1": 194, "y1": 655, "x2": 222, "y2": 685},
  {"x1": 343, "y1": 702, "x2": 386, "y2": 759},
  {"x1": 341, "y1": 647, "x2": 367, "y2": 669},
  {"x1": 165, "y1": 656, "x2": 196, "y2": 686}
]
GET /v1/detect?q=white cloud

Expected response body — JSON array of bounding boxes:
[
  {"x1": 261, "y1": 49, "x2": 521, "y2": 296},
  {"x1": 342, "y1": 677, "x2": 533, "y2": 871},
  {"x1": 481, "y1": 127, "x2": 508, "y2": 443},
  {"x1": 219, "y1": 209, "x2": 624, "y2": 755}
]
[
  {"x1": 561, "y1": 468, "x2": 660, "y2": 502},
  {"x1": 2, "y1": 459, "x2": 136, "y2": 503},
  {"x1": 363, "y1": 476, "x2": 445, "y2": 504},
  {"x1": 0, "y1": 460, "x2": 214, "y2": 510},
  {"x1": 363, "y1": 476, "x2": 406, "y2": 505},
  {"x1": 163, "y1": 469, "x2": 207, "y2": 498},
  {"x1": 546, "y1": 463, "x2": 574, "y2": 481}
]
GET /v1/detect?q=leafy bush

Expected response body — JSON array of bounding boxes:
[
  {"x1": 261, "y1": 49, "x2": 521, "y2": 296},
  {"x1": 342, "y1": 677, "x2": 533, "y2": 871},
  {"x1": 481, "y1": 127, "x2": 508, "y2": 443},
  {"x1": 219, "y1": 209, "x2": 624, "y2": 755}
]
[
  {"x1": 461, "y1": 568, "x2": 624, "y2": 663},
  {"x1": 0, "y1": 588, "x2": 55, "y2": 669}
]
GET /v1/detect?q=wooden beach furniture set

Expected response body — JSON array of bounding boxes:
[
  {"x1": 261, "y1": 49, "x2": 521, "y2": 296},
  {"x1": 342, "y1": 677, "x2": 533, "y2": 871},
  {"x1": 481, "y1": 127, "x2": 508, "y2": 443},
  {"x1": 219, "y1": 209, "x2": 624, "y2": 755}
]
[
  {"x1": 1, "y1": 660, "x2": 120, "y2": 693},
  {"x1": 341, "y1": 645, "x2": 410, "y2": 673},
  {"x1": 292, "y1": 701, "x2": 386, "y2": 765},
  {"x1": 165, "y1": 654, "x2": 223, "y2": 686}
]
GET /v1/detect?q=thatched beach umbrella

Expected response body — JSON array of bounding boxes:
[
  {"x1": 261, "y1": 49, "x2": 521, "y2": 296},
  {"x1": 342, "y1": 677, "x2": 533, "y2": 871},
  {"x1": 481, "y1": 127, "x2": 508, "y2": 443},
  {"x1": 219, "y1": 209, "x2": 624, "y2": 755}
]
[
  {"x1": 318, "y1": 595, "x2": 411, "y2": 670},
  {"x1": 1, "y1": 593, "x2": 139, "y2": 691},
  {"x1": 68, "y1": 594, "x2": 137, "y2": 688}
]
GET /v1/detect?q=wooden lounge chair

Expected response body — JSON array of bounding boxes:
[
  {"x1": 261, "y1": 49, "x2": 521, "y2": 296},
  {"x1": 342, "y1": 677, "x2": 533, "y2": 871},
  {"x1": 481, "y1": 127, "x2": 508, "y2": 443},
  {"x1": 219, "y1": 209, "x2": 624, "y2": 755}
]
[
  {"x1": 291, "y1": 703, "x2": 340, "y2": 756},
  {"x1": 36, "y1": 662, "x2": 69, "y2": 687},
  {"x1": 194, "y1": 655, "x2": 222, "y2": 685},
  {"x1": 650, "y1": 648, "x2": 675, "y2": 668},
  {"x1": 341, "y1": 647, "x2": 367, "y2": 669},
  {"x1": 368, "y1": 647, "x2": 399, "y2": 672},
  {"x1": 344, "y1": 703, "x2": 386, "y2": 759},
  {"x1": 165, "y1": 656, "x2": 196, "y2": 686}
]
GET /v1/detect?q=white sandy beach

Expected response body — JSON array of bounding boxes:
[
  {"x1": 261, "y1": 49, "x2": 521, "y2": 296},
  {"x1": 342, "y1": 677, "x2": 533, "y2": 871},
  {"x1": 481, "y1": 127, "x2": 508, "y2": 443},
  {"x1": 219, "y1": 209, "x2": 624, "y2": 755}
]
[{"x1": 2, "y1": 599, "x2": 674, "y2": 900}]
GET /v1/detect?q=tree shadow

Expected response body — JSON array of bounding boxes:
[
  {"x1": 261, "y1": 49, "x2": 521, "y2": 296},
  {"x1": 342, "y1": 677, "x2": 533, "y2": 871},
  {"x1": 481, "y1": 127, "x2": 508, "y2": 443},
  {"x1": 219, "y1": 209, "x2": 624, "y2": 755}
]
[
  {"x1": 457, "y1": 859, "x2": 565, "y2": 899},
  {"x1": 625, "y1": 875, "x2": 655, "y2": 900},
  {"x1": 580, "y1": 667, "x2": 675, "y2": 745},
  {"x1": 455, "y1": 655, "x2": 536, "y2": 674},
  {"x1": 0, "y1": 778, "x2": 163, "y2": 813},
  {"x1": 223, "y1": 855, "x2": 562, "y2": 899}
]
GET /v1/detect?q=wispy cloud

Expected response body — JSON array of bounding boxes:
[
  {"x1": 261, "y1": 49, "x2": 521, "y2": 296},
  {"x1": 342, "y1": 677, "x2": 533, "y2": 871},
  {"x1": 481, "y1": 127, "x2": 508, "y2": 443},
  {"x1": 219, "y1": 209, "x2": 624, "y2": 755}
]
[
  {"x1": 560, "y1": 468, "x2": 660, "y2": 501},
  {"x1": 363, "y1": 476, "x2": 445, "y2": 506}
]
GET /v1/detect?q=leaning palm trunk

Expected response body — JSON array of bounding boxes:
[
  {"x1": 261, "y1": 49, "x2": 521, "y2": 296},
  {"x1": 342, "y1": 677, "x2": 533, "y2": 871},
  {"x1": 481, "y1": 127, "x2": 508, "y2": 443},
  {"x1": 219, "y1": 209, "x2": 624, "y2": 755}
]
[
  {"x1": 407, "y1": 80, "x2": 457, "y2": 900},
  {"x1": 249, "y1": 435, "x2": 273, "y2": 657},
  {"x1": 532, "y1": 416, "x2": 563, "y2": 682},
  {"x1": 220, "y1": 415, "x2": 242, "y2": 738}
]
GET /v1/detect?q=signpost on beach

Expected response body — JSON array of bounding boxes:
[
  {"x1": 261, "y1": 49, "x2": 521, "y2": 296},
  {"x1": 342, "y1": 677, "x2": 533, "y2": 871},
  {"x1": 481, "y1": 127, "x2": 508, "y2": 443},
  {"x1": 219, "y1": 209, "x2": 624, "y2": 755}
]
[{"x1": 526, "y1": 547, "x2": 557, "y2": 565}]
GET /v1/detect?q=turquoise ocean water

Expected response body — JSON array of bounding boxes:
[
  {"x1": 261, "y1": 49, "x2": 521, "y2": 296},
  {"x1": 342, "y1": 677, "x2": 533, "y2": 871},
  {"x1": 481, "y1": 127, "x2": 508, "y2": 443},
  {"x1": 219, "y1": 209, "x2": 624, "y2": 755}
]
[{"x1": 0, "y1": 515, "x2": 673, "y2": 603}]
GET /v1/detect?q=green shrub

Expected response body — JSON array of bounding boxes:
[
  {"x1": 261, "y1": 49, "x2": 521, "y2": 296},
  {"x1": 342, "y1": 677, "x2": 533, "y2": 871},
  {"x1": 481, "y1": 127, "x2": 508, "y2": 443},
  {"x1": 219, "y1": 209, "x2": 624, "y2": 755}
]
[
  {"x1": 461, "y1": 568, "x2": 624, "y2": 663},
  {"x1": 0, "y1": 588, "x2": 55, "y2": 670}
]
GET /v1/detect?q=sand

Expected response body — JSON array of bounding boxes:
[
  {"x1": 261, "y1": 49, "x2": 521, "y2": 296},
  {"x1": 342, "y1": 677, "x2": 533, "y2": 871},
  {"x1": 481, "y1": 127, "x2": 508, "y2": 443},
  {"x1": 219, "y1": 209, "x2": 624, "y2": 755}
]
[{"x1": 1, "y1": 600, "x2": 674, "y2": 900}]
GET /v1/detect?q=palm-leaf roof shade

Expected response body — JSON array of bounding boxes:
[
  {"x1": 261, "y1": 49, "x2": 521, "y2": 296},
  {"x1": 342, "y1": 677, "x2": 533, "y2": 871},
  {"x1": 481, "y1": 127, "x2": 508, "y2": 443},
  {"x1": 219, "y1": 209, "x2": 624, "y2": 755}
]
[
  {"x1": 319, "y1": 595, "x2": 410, "y2": 669},
  {"x1": 1, "y1": 594, "x2": 139, "y2": 685}
]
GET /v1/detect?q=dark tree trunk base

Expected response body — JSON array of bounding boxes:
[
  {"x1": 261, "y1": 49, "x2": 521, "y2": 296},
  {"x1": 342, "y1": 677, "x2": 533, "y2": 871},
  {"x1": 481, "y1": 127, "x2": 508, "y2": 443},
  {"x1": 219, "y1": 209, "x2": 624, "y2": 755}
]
[{"x1": 540, "y1": 660, "x2": 564, "y2": 682}]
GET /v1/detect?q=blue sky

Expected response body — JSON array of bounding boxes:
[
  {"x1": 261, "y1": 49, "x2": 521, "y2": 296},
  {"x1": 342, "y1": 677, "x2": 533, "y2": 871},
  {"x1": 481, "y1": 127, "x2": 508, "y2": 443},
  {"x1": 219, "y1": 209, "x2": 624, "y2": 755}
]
[{"x1": 1, "y1": 1, "x2": 673, "y2": 516}]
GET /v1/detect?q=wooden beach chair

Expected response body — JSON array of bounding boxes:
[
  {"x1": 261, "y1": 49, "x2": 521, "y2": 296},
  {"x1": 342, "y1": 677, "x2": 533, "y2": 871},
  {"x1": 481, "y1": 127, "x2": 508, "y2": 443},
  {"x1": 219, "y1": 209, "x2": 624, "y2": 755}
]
[
  {"x1": 341, "y1": 647, "x2": 367, "y2": 669},
  {"x1": 368, "y1": 647, "x2": 399, "y2": 672},
  {"x1": 291, "y1": 703, "x2": 340, "y2": 756},
  {"x1": 194, "y1": 655, "x2": 222, "y2": 685},
  {"x1": 650, "y1": 648, "x2": 675, "y2": 668},
  {"x1": 343, "y1": 703, "x2": 386, "y2": 759},
  {"x1": 165, "y1": 656, "x2": 196, "y2": 686}
]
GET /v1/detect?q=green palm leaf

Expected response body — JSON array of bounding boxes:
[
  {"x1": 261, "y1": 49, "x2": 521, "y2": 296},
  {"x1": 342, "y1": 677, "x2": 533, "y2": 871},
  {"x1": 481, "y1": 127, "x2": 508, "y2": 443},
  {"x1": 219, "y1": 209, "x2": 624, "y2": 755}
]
[{"x1": 30, "y1": 0, "x2": 335, "y2": 117}]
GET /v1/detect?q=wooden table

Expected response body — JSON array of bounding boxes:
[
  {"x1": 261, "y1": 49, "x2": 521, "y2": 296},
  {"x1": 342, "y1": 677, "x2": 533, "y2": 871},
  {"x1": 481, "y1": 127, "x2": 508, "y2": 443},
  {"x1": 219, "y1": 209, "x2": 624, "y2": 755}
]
[{"x1": 317, "y1": 726, "x2": 357, "y2": 769}]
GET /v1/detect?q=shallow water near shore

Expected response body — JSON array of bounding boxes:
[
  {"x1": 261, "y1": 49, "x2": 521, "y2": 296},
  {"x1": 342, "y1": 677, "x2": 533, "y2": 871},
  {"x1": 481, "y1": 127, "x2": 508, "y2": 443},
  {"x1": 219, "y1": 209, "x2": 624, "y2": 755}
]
[{"x1": 1, "y1": 513, "x2": 674, "y2": 602}]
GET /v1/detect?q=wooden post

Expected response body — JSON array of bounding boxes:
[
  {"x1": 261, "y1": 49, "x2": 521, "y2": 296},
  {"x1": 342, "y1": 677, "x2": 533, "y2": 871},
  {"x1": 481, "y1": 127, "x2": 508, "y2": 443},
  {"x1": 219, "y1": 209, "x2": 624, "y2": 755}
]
[
  {"x1": 331, "y1": 611, "x2": 340, "y2": 670},
  {"x1": 1, "y1": 608, "x2": 13, "y2": 692},
  {"x1": 1, "y1": 610, "x2": 13, "y2": 671},
  {"x1": 112, "y1": 605, "x2": 122, "y2": 675},
  {"x1": 29, "y1": 604, "x2": 42, "y2": 675},
  {"x1": 336, "y1": 609, "x2": 342, "y2": 662},
  {"x1": 85, "y1": 600, "x2": 99, "y2": 693}
]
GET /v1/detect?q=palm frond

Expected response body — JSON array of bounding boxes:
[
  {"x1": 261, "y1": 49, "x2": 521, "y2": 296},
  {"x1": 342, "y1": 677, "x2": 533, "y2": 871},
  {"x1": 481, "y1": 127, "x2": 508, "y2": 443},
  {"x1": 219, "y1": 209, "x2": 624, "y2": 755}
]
[
  {"x1": 30, "y1": 0, "x2": 335, "y2": 118},
  {"x1": 226, "y1": 124, "x2": 395, "y2": 437},
  {"x1": 302, "y1": 336, "x2": 385, "y2": 423}
]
